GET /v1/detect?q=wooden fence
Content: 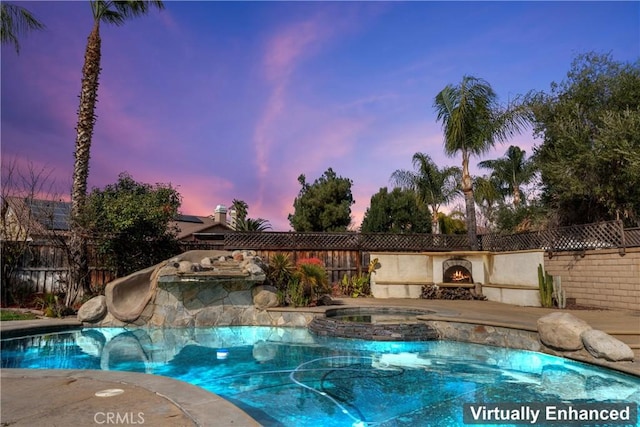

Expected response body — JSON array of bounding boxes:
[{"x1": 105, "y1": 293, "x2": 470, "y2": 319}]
[
  {"x1": 2, "y1": 241, "x2": 116, "y2": 295},
  {"x1": 4, "y1": 221, "x2": 638, "y2": 294}
]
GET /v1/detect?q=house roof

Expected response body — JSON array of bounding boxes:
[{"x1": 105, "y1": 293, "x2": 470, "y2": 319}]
[
  {"x1": 28, "y1": 199, "x2": 71, "y2": 231},
  {"x1": 1, "y1": 196, "x2": 71, "y2": 240},
  {"x1": 2, "y1": 196, "x2": 234, "y2": 242},
  {"x1": 171, "y1": 214, "x2": 233, "y2": 240}
]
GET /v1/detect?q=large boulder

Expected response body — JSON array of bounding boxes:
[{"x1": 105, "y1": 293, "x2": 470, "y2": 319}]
[
  {"x1": 581, "y1": 329, "x2": 635, "y2": 362},
  {"x1": 252, "y1": 285, "x2": 279, "y2": 310},
  {"x1": 77, "y1": 295, "x2": 107, "y2": 323},
  {"x1": 537, "y1": 312, "x2": 592, "y2": 351}
]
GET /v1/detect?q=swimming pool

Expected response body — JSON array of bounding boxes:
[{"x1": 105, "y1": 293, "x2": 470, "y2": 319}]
[{"x1": 2, "y1": 327, "x2": 639, "y2": 426}]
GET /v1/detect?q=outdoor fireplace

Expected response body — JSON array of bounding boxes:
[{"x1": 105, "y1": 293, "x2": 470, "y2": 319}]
[{"x1": 442, "y1": 259, "x2": 473, "y2": 284}]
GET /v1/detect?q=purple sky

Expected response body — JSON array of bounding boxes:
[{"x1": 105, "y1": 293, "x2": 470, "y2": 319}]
[{"x1": 2, "y1": 1, "x2": 638, "y2": 231}]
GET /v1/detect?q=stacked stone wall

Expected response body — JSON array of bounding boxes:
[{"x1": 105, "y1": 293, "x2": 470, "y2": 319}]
[{"x1": 544, "y1": 247, "x2": 640, "y2": 311}]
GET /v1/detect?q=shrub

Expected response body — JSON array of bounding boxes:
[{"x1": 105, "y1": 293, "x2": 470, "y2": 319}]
[
  {"x1": 340, "y1": 273, "x2": 370, "y2": 298},
  {"x1": 339, "y1": 257, "x2": 378, "y2": 298},
  {"x1": 296, "y1": 257, "x2": 324, "y2": 267},
  {"x1": 295, "y1": 262, "x2": 330, "y2": 301},
  {"x1": 266, "y1": 255, "x2": 330, "y2": 307},
  {"x1": 287, "y1": 275, "x2": 310, "y2": 307},
  {"x1": 34, "y1": 292, "x2": 73, "y2": 317},
  {"x1": 266, "y1": 253, "x2": 294, "y2": 291}
]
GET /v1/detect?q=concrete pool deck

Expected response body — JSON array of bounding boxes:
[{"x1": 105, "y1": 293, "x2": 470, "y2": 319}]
[{"x1": 1, "y1": 299, "x2": 639, "y2": 426}]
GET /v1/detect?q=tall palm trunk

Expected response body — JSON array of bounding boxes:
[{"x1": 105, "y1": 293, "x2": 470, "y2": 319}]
[
  {"x1": 68, "y1": 22, "x2": 101, "y2": 306},
  {"x1": 431, "y1": 210, "x2": 440, "y2": 234},
  {"x1": 461, "y1": 150, "x2": 479, "y2": 250},
  {"x1": 513, "y1": 187, "x2": 521, "y2": 206}
]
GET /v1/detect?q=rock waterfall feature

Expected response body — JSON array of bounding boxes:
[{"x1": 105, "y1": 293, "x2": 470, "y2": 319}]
[{"x1": 78, "y1": 250, "x2": 272, "y2": 327}]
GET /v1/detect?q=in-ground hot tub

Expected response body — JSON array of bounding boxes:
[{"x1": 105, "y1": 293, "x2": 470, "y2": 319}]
[{"x1": 308, "y1": 307, "x2": 438, "y2": 341}]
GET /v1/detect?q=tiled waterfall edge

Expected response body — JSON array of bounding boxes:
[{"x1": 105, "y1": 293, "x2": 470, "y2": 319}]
[{"x1": 308, "y1": 316, "x2": 438, "y2": 341}]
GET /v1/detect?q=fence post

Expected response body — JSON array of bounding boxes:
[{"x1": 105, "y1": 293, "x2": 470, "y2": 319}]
[{"x1": 356, "y1": 233, "x2": 363, "y2": 277}]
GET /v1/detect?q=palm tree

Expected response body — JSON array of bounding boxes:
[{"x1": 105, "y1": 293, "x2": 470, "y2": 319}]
[
  {"x1": 434, "y1": 76, "x2": 529, "y2": 249},
  {"x1": 68, "y1": 1, "x2": 164, "y2": 305},
  {"x1": 390, "y1": 152, "x2": 461, "y2": 234},
  {"x1": 230, "y1": 199, "x2": 249, "y2": 229},
  {"x1": 473, "y1": 175, "x2": 502, "y2": 231},
  {"x1": 236, "y1": 218, "x2": 273, "y2": 232},
  {"x1": 1, "y1": 3, "x2": 45, "y2": 54},
  {"x1": 478, "y1": 145, "x2": 536, "y2": 207}
]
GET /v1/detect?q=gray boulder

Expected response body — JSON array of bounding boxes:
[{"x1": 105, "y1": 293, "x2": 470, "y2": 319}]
[
  {"x1": 78, "y1": 295, "x2": 107, "y2": 323},
  {"x1": 537, "y1": 312, "x2": 592, "y2": 351},
  {"x1": 178, "y1": 261, "x2": 196, "y2": 273},
  {"x1": 581, "y1": 329, "x2": 635, "y2": 362},
  {"x1": 252, "y1": 285, "x2": 280, "y2": 309},
  {"x1": 253, "y1": 341, "x2": 277, "y2": 362}
]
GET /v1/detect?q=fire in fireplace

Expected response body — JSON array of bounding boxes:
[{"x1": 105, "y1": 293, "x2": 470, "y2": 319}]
[
  {"x1": 442, "y1": 259, "x2": 473, "y2": 283},
  {"x1": 443, "y1": 266, "x2": 473, "y2": 283}
]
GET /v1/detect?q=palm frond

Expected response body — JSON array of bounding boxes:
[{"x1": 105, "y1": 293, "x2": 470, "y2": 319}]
[
  {"x1": 91, "y1": 1, "x2": 164, "y2": 25},
  {"x1": 1, "y1": 3, "x2": 45, "y2": 53}
]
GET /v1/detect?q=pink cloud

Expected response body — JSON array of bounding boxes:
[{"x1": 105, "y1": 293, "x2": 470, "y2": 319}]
[
  {"x1": 173, "y1": 174, "x2": 235, "y2": 217},
  {"x1": 249, "y1": 5, "x2": 391, "y2": 230},
  {"x1": 1, "y1": 155, "x2": 71, "y2": 201},
  {"x1": 263, "y1": 19, "x2": 325, "y2": 83},
  {"x1": 253, "y1": 15, "x2": 340, "y2": 211}
]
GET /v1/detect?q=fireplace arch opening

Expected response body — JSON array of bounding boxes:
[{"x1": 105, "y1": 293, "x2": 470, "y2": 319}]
[{"x1": 442, "y1": 259, "x2": 473, "y2": 284}]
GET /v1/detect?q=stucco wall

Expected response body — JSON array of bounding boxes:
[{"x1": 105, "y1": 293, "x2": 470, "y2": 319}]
[
  {"x1": 373, "y1": 252, "x2": 432, "y2": 283},
  {"x1": 543, "y1": 247, "x2": 640, "y2": 311},
  {"x1": 370, "y1": 252, "x2": 431, "y2": 298},
  {"x1": 491, "y1": 251, "x2": 544, "y2": 286}
]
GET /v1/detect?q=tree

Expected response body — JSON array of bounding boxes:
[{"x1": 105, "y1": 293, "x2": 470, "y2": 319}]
[
  {"x1": 360, "y1": 187, "x2": 431, "y2": 233},
  {"x1": 473, "y1": 175, "x2": 502, "y2": 232},
  {"x1": 230, "y1": 199, "x2": 248, "y2": 227},
  {"x1": 85, "y1": 172, "x2": 181, "y2": 277},
  {"x1": 288, "y1": 168, "x2": 354, "y2": 232},
  {"x1": 529, "y1": 53, "x2": 640, "y2": 226},
  {"x1": 1, "y1": 3, "x2": 44, "y2": 54},
  {"x1": 438, "y1": 211, "x2": 466, "y2": 235},
  {"x1": 494, "y1": 201, "x2": 547, "y2": 233},
  {"x1": 1, "y1": 158, "x2": 63, "y2": 306},
  {"x1": 434, "y1": 75, "x2": 530, "y2": 249},
  {"x1": 390, "y1": 152, "x2": 460, "y2": 234},
  {"x1": 237, "y1": 218, "x2": 272, "y2": 232},
  {"x1": 228, "y1": 199, "x2": 271, "y2": 231},
  {"x1": 478, "y1": 145, "x2": 536, "y2": 207},
  {"x1": 68, "y1": 1, "x2": 164, "y2": 304}
]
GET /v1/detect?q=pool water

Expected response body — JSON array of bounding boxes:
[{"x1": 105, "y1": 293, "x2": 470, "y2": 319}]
[{"x1": 2, "y1": 327, "x2": 639, "y2": 426}]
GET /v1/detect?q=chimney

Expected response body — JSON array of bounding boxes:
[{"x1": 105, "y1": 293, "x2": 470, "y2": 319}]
[
  {"x1": 214, "y1": 204, "x2": 227, "y2": 225},
  {"x1": 228, "y1": 207, "x2": 237, "y2": 230}
]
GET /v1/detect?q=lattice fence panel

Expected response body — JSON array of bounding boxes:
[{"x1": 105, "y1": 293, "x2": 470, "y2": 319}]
[
  {"x1": 360, "y1": 234, "x2": 421, "y2": 251},
  {"x1": 480, "y1": 232, "x2": 547, "y2": 252},
  {"x1": 625, "y1": 228, "x2": 640, "y2": 247},
  {"x1": 191, "y1": 221, "x2": 634, "y2": 254},
  {"x1": 224, "y1": 232, "x2": 295, "y2": 250},
  {"x1": 545, "y1": 221, "x2": 622, "y2": 251},
  {"x1": 291, "y1": 233, "x2": 360, "y2": 250},
  {"x1": 359, "y1": 233, "x2": 468, "y2": 251},
  {"x1": 427, "y1": 234, "x2": 469, "y2": 251},
  {"x1": 481, "y1": 221, "x2": 624, "y2": 252}
]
